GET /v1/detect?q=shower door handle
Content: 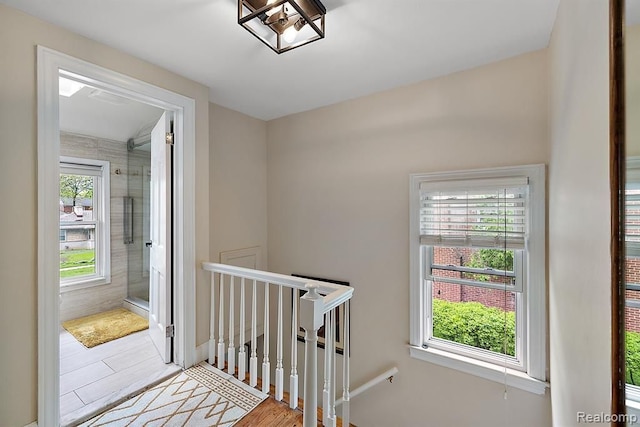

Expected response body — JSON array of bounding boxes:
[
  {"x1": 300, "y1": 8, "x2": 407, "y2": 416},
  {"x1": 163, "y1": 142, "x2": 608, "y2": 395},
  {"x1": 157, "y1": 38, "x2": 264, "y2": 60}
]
[{"x1": 123, "y1": 197, "x2": 134, "y2": 244}]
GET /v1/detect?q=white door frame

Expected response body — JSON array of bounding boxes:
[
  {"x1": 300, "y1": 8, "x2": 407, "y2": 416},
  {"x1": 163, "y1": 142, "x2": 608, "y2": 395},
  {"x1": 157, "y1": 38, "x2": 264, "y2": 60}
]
[{"x1": 37, "y1": 46, "x2": 197, "y2": 426}]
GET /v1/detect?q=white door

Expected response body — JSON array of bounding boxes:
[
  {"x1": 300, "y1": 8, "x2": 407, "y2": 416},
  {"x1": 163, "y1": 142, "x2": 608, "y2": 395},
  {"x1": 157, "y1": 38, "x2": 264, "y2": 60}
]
[{"x1": 149, "y1": 112, "x2": 173, "y2": 362}]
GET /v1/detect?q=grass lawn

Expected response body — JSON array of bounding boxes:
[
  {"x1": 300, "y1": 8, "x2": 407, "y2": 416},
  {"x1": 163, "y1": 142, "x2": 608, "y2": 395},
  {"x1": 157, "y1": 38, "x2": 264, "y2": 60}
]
[{"x1": 60, "y1": 249, "x2": 95, "y2": 278}]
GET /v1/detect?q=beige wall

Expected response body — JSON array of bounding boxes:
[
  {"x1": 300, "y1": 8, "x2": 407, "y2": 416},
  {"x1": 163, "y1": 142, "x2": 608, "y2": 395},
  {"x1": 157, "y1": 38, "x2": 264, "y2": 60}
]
[
  {"x1": 548, "y1": 0, "x2": 611, "y2": 425},
  {"x1": 206, "y1": 103, "x2": 268, "y2": 345},
  {"x1": 0, "y1": 5, "x2": 210, "y2": 426},
  {"x1": 267, "y1": 50, "x2": 550, "y2": 426}
]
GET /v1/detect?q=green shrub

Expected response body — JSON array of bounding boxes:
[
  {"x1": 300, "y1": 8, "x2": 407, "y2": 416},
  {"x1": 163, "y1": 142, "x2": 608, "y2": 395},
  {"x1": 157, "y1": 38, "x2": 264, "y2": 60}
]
[
  {"x1": 466, "y1": 248, "x2": 514, "y2": 271},
  {"x1": 627, "y1": 331, "x2": 640, "y2": 385},
  {"x1": 464, "y1": 249, "x2": 514, "y2": 282},
  {"x1": 432, "y1": 299, "x2": 516, "y2": 356}
]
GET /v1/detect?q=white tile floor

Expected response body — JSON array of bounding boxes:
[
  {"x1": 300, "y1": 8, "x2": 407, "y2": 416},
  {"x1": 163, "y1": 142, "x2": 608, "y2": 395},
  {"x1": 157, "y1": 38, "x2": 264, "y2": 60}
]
[{"x1": 60, "y1": 328, "x2": 181, "y2": 426}]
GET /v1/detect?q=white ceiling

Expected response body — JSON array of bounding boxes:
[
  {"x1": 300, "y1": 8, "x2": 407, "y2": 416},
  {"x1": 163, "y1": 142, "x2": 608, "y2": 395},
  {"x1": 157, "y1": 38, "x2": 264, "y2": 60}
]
[
  {"x1": 3, "y1": 0, "x2": 562, "y2": 120},
  {"x1": 59, "y1": 81, "x2": 164, "y2": 142}
]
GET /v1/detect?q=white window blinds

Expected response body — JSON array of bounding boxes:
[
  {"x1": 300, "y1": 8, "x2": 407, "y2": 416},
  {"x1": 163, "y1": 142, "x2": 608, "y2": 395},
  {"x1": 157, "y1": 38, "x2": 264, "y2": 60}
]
[
  {"x1": 419, "y1": 177, "x2": 529, "y2": 249},
  {"x1": 626, "y1": 181, "x2": 640, "y2": 256}
]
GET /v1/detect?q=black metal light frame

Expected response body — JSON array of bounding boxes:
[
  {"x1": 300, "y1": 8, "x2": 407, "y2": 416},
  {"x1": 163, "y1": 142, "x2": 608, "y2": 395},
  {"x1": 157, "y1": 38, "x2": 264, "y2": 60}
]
[{"x1": 238, "y1": 0, "x2": 326, "y2": 54}]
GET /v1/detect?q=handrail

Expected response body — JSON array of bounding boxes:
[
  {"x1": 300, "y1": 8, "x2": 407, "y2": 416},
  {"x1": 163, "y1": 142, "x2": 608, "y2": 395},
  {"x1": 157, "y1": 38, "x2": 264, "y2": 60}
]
[
  {"x1": 202, "y1": 262, "x2": 354, "y2": 314},
  {"x1": 335, "y1": 366, "x2": 398, "y2": 406}
]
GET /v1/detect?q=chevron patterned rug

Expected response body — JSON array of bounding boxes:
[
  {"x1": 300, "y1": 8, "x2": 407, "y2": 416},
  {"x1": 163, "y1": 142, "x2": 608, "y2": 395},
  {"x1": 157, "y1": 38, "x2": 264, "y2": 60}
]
[{"x1": 80, "y1": 363, "x2": 267, "y2": 426}]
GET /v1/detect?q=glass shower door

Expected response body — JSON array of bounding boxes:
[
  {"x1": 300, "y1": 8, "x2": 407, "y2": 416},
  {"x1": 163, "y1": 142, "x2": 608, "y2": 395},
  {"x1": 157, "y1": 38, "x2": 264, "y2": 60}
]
[{"x1": 126, "y1": 142, "x2": 151, "y2": 306}]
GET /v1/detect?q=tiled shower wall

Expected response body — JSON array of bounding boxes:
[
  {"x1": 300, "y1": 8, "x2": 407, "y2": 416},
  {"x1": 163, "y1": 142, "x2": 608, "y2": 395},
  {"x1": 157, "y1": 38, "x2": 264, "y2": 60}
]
[{"x1": 60, "y1": 132, "x2": 128, "y2": 322}]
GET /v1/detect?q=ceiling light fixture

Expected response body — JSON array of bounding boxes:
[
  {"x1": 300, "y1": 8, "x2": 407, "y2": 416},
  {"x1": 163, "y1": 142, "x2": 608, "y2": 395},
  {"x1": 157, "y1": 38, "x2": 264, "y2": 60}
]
[
  {"x1": 58, "y1": 77, "x2": 85, "y2": 97},
  {"x1": 238, "y1": 0, "x2": 326, "y2": 54}
]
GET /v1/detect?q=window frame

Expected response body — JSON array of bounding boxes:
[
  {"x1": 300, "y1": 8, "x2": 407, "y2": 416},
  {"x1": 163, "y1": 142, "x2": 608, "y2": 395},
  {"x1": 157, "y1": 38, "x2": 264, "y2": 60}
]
[
  {"x1": 626, "y1": 157, "x2": 640, "y2": 257},
  {"x1": 409, "y1": 164, "x2": 547, "y2": 395},
  {"x1": 625, "y1": 157, "x2": 640, "y2": 409},
  {"x1": 424, "y1": 245, "x2": 525, "y2": 370},
  {"x1": 59, "y1": 156, "x2": 111, "y2": 291}
]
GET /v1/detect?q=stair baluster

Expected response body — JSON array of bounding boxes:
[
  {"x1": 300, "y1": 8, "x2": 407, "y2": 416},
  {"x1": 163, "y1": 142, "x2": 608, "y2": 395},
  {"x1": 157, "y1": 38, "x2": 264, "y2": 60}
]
[
  {"x1": 275, "y1": 285, "x2": 284, "y2": 401},
  {"x1": 322, "y1": 309, "x2": 331, "y2": 426},
  {"x1": 341, "y1": 301, "x2": 351, "y2": 427},
  {"x1": 262, "y1": 282, "x2": 271, "y2": 394},
  {"x1": 208, "y1": 272, "x2": 216, "y2": 365},
  {"x1": 238, "y1": 277, "x2": 246, "y2": 381},
  {"x1": 290, "y1": 288, "x2": 299, "y2": 409},
  {"x1": 329, "y1": 307, "x2": 337, "y2": 427},
  {"x1": 217, "y1": 273, "x2": 225, "y2": 370},
  {"x1": 228, "y1": 275, "x2": 236, "y2": 375},
  {"x1": 250, "y1": 279, "x2": 258, "y2": 387}
]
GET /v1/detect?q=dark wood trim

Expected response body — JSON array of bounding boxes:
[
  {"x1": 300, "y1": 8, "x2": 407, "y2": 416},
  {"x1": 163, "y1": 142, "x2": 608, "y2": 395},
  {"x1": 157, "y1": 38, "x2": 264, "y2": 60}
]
[{"x1": 610, "y1": 0, "x2": 626, "y2": 421}]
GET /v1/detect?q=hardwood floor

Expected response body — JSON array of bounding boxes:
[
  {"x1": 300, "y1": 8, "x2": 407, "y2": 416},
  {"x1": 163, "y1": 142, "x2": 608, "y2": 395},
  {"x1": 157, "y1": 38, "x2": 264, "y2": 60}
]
[
  {"x1": 233, "y1": 370, "x2": 352, "y2": 427},
  {"x1": 235, "y1": 396, "x2": 352, "y2": 427},
  {"x1": 59, "y1": 328, "x2": 180, "y2": 426},
  {"x1": 235, "y1": 397, "x2": 305, "y2": 427}
]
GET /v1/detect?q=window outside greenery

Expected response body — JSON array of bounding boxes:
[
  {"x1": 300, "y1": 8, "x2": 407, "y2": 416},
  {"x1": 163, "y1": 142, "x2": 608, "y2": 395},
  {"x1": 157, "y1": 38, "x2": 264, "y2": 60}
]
[
  {"x1": 432, "y1": 247, "x2": 516, "y2": 357},
  {"x1": 433, "y1": 299, "x2": 516, "y2": 356},
  {"x1": 59, "y1": 171, "x2": 97, "y2": 281},
  {"x1": 59, "y1": 248, "x2": 96, "y2": 278}
]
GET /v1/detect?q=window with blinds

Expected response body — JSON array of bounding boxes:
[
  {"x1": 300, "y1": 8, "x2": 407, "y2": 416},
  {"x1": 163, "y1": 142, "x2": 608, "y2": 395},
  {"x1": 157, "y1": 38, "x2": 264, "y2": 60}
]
[
  {"x1": 625, "y1": 159, "x2": 640, "y2": 392},
  {"x1": 410, "y1": 165, "x2": 547, "y2": 387},
  {"x1": 626, "y1": 181, "x2": 640, "y2": 256},
  {"x1": 419, "y1": 177, "x2": 529, "y2": 250}
]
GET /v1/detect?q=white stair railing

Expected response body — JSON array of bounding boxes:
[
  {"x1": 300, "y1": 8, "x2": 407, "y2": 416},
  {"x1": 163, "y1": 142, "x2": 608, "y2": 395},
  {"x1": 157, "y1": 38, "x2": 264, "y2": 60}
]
[{"x1": 202, "y1": 262, "x2": 353, "y2": 427}]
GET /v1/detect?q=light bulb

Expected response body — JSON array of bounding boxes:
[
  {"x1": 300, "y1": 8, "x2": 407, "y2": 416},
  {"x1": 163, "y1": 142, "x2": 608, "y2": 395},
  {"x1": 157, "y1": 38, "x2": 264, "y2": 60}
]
[{"x1": 282, "y1": 26, "x2": 298, "y2": 43}]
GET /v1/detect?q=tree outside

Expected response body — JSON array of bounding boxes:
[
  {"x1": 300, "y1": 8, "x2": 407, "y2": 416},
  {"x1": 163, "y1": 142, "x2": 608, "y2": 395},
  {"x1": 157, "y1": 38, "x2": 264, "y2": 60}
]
[
  {"x1": 60, "y1": 174, "x2": 93, "y2": 207},
  {"x1": 59, "y1": 173, "x2": 95, "y2": 279}
]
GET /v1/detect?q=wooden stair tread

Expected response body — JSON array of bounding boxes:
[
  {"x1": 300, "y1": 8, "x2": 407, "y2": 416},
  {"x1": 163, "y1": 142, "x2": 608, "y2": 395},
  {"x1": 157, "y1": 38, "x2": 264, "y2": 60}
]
[
  {"x1": 211, "y1": 361, "x2": 354, "y2": 426},
  {"x1": 235, "y1": 397, "x2": 305, "y2": 427},
  {"x1": 235, "y1": 396, "x2": 353, "y2": 427}
]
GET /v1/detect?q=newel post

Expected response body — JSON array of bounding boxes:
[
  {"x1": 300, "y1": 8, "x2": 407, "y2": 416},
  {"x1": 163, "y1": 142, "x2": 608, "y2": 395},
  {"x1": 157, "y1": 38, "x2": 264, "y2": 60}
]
[{"x1": 300, "y1": 284, "x2": 324, "y2": 427}]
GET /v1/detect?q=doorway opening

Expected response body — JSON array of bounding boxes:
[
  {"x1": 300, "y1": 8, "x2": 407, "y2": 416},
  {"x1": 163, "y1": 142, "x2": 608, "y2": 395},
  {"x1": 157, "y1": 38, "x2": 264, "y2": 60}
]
[
  {"x1": 56, "y1": 79, "x2": 180, "y2": 425},
  {"x1": 38, "y1": 47, "x2": 197, "y2": 427}
]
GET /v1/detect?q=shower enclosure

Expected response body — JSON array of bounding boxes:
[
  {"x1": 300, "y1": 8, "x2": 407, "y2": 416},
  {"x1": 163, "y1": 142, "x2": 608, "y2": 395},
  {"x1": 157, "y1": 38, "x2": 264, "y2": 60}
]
[{"x1": 124, "y1": 136, "x2": 151, "y2": 309}]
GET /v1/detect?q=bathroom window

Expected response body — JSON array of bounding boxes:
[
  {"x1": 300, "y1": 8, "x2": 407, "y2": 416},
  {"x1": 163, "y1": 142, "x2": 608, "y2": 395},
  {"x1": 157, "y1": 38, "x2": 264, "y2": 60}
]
[{"x1": 59, "y1": 156, "x2": 110, "y2": 290}]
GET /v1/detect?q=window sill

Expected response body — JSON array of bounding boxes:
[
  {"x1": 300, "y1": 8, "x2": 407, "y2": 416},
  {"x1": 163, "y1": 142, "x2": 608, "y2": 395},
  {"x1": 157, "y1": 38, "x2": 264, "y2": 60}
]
[
  {"x1": 627, "y1": 399, "x2": 640, "y2": 424},
  {"x1": 60, "y1": 276, "x2": 110, "y2": 293},
  {"x1": 626, "y1": 385, "x2": 640, "y2": 424},
  {"x1": 409, "y1": 345, "x2": 548, "y2": 395}
]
